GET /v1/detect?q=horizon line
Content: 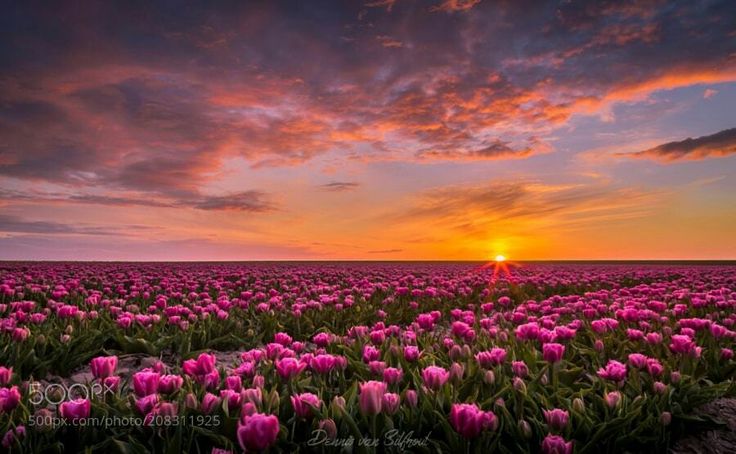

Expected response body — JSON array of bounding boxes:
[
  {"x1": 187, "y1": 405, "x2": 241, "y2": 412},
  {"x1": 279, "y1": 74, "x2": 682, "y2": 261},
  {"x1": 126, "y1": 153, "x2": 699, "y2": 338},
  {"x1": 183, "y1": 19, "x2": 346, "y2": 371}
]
[{"x1": 1, "y1": 259, "x2": 735, "y2": 264}]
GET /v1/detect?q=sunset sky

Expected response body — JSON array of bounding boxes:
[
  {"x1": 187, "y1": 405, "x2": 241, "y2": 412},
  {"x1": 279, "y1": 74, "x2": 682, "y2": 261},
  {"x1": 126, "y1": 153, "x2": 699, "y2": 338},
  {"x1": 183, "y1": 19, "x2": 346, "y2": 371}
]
[{"x1": 1, "y1": 0, "x2": 735, "y2": 260}]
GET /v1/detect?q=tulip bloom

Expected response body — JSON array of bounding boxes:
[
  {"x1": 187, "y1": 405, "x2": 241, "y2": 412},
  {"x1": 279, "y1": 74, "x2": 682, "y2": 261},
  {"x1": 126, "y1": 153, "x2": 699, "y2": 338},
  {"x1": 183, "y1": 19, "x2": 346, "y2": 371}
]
[
  {"x1": 512, "y1": 361, "x2": 529, "y2": 378},
  {"x1": 382, "y1": 393, "x2": 401, "y2": 415},
  {"x1": 449, "y1": 403, "x2": 497, "y2": 438},
  {"x1": 59, "y1": 399, "x2": 91, "y2": 421},
  {"x1": 542, "y1": 343, "x2": 565, "y2": 363},
  {"x1": 359, "y1": 381, "x2": 386, "y2": 415},
  {"x1": 422, "y1": 366, "x2": 450, "y2": 391},
  {"x1": 541, "y1": 434, "x2": 573, "y2": 454},
  {"x1": 275, "y1": 358, "x2": 307, "y2": 380},
  {"x1": 597, "y1": 360, "x2": 627, "y2": 384},
  {"x1": 0, "y1": 368, "x2": 11, "y2": 386},
  {"x1": 0, "y1": 386, "x2": 21, "y2": 413},
  {"x1": 290, "y1": 392, "x2": 321, "y2": 418},
  {"x1": 132, "y1": 371, "x2": 161, "y2": 397},
  {"x1": 237, "y1": 413, "x2": 280, "y2": 452},
  {"x1": 182, "y1": 353, "x2": 217, "y2": 376},
  {"x1": 543, "y1": 408, "x2": 569, "y2": 431},
  {"x1": 158, "y1": 375, "x2": 184, "y2": 394},
  {"x1": 90, "y1": 356, "x2": 118, "y2": 379}
]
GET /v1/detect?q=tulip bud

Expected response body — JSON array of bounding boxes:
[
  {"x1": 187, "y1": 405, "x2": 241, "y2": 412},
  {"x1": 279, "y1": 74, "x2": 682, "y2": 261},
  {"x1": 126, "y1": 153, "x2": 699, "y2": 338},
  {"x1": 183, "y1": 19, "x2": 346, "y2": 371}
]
[
  {"x1": 594, "y1": 340, "x2": 604, "y2": 352},
  {"x1": 572, "y1": 398, "x2": 585, "y2": 413},
  {"x1": 484, "y1": 370, "x2": 496, "y2": 385},
  {"x1": 404, "y1": 389, "x2": 418, "y2": 408},
  {"x1": 670, "y1": 371, "x2": 681, "y2": 384},
  {"x1": 268, "y1": 390, "x2": 280, "y2": 410},
  {"x1": 33, "y1": 408, "x2": 54, "y2": 432},
  {"x1": 660, "y1": 411, "x2": 671, "y2": 426},
  {"x1": 653, "y1": 382, "x2": 666, "y2": 394},
  {"x1": 449, "y1": 345, "x2": 463, "y2": 361},
  {"x1": 605, "y1": 391, "x2": 621, "y2": 409},
  {"x1": 540, "y1": 373, "x2": 549, "y2": 386},
  {"x1": 319, "y1": 419, "x2": 338, "y2": 440},
  {"x1": 185, "y1": 393, "x2": 198, "y2": 410},
  {"x1": 513, "y1": 377, "x2": 527, "y2": 393},
  {"x1": 494, "y1": 398, "x2": 505, "y2": 409},
  {"x1": 449, "y1": 363, "x2": 464, "y2": 383},
  {"x1": 332, "y1": 396, "x2": 346, "y2": 413},
  {"x1": 462, "y1": 345, "x2": 472, "y2": 358},
  {"x1": 65, "y1": 325, "x2": 74, "y2": 335},
  {"x1": 518, "y1": 419, "x2": 532, "y2": 439}
]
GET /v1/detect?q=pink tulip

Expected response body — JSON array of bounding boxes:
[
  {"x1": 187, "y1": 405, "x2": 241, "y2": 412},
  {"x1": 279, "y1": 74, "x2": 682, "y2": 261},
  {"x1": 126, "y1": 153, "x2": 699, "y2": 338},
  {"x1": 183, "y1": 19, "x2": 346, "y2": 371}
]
[
  {"x1": 543, "y1": 343, "x2": 565, "y2": 363},
  {"x1": 627, "y1": 353, "x2": 647, "y2": 369},
  {"x1": 275, "y1": 358, "x2": 306, "y2": 380},
  {"x1": 220, "y1": 389, "x2": 242, "y2": 410},
  {"x1": 59, "y1": 398, "x2": 91, "y2": 421},
  {"x1": 382, "y1": 393, "x2": 400, "y2": 415},
  {"x1": 158, "y1": 375, "x2": 184, "y2": 394},
  {"x1": 201, "y1": 393, "x2": 222, "y2": 414},
  {"x1": 543, "y1": 408, "x2": 569, "y2": 431},
  {"x1": 403, "y1": 346, "x2": 420, "y2": 362},
  {"x1": 290, "y1": 392, "x2": 321, "y2": 418},
  {"x1": 541, "y1": 434, "x2": 573, "y2": 454},
  {"x1": 404, "y1": 389, "x2": 418, "y2": 408},
  {"x1": 183, "y1": 353, "x2": 217, "y2": 376},
  {"x1": 237, "y1": 413, "x2": 280, "y2": 452},
  {"x1": 597, "y1": 360, "x2": 627, "y2": 384},
  {"x1": 90, "y1": 356, "x2": 118, "y2": 379},
  {"x1": 359, "y1": 381, "x2": 386, "y2": 415},
  {"x1": 422, "y1": 366, "x2": 450, "y2": 390},
  {"x1": 383, "y1": 367, "x2": 403, "y2": 385},
  {"x1": 512, "y1": 361, "x2": 529, "y2": 378},
  {"x1": 135, "y1": 394, "x2": 159, "y2": 414},
  {"x1": 0, "y1": 367, "x2": 12, "y2": 386},
  {"x1": 0, "y1": 386, "x2": 21, "y2": 413},
  {"x1": 132, "y1": 371, "x2": 160, "y2": 397},
  {"x1": 449, "y1": 403, "x2": 497, "y2": 438},
  {"x1": 605, "y1": 391, "x2": 621, "y2": 409}
]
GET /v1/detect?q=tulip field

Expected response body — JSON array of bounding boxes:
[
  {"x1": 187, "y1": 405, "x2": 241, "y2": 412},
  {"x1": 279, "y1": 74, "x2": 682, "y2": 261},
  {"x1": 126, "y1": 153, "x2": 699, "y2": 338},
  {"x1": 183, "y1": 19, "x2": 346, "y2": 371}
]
[{"x1": 0, "y1": 262, "x2": 734, "y2": 453}]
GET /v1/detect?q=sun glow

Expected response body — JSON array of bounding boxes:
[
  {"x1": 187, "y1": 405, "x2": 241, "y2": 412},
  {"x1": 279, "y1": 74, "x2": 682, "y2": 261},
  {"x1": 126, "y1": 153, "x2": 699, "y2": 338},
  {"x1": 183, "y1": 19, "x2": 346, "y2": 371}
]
[{"x1": 495, "y1": 254, "x2": 506, "y2": 262}]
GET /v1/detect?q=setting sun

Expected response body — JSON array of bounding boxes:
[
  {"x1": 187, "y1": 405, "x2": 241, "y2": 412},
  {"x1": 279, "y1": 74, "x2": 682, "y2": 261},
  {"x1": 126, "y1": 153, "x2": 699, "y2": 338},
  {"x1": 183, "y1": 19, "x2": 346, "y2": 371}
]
[{"x1": 495, "y1": 254, "x2": 507, "y2": 262}]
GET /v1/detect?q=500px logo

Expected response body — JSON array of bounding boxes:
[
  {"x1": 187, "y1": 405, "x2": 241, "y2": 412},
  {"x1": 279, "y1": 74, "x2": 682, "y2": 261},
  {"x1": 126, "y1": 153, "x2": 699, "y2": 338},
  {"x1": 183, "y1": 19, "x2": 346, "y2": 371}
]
[{"x1": 27, "y1": 381, "x2": 117, "y2": 405}]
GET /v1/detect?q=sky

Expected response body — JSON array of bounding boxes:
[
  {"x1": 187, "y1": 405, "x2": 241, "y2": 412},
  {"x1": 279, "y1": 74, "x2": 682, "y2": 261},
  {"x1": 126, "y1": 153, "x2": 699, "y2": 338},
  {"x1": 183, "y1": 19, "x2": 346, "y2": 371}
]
[{"x1": 0, "y1": 0, "x2": 735, "y2": 261}]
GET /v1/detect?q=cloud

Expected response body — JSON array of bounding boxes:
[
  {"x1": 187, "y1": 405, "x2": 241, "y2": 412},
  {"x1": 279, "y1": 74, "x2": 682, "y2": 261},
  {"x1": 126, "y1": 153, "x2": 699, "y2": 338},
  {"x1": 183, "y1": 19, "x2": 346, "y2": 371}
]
[
  {"x1": 319, "y1": 182, "x2": 361, "y2": 192},
  {"x1": 416, "y1": 137, "x2": 548, "y2": 161},
  {"x1": 376, "y1": 35, "x2": 404, "y2": 48},
  {"x1": 0, "y1": 189, "x2": 276, "y2": 212},
  {"x1": 192, "y1": 191, "x2": 275, "y2": 212},
  {"x1": 430, "y1": 0, "x2": 482, "y2": 13},
  {"x1": 391, "y1": 179, "x2": 663, "y2": 238},
  {"x1": 0, "y1": 214, "x2": 149, "y2": 236},
  {"x1": 621, "y1": 128, "x2": 736, "y2": 161},
  {"x1": 0, "y1": 0, "x2": 732, "y2": 198},
  {"x1": 367, "y1": 248, "x2": 403, "y2": 253},
  {"x1": 704, "y1": 88, "x2": 718, "y2": 98}
]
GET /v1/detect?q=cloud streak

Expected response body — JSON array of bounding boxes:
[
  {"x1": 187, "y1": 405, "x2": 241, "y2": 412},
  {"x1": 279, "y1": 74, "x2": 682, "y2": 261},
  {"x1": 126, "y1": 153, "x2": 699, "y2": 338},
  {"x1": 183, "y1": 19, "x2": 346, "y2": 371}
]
[{"x1": 621, "y1": 128, "x2": 736, "y2": 162}]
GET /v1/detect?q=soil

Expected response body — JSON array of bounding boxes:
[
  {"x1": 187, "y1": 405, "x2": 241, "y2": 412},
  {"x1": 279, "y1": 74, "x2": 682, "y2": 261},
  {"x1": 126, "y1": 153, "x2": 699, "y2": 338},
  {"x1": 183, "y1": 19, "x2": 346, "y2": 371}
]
[{"x1": 670, "y1": 398, "x2": 736, "y2": 454}]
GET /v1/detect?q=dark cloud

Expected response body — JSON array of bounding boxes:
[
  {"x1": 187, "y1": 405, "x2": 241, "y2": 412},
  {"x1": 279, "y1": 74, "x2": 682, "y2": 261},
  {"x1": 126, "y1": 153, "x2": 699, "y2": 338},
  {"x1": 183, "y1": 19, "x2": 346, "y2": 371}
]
[
  {"x1": 319, "y1": 182, "x2": 361, "y2": 192},
  {"x1": 0, "y1": 189, "x2": 275, "y2": 212},
  {"x1": 622, "y1": 128, "x2": 736, "y2": 161},
  {"x1": 0, "y1": 214, "x2": 150, "y2": 236},
  {"x1": 192, "y1": 191, "x2": 275, "y2": 212}
]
